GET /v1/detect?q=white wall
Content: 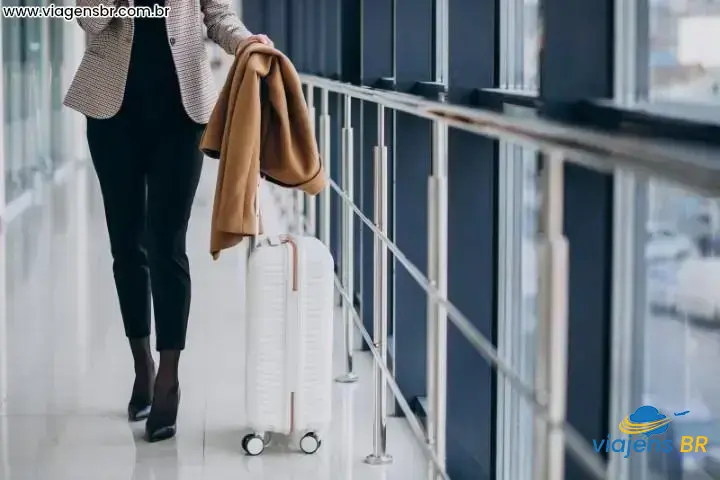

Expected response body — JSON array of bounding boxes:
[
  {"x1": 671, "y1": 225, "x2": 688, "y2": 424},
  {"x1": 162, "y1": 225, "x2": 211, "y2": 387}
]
[{"x1": 0, "y1": 0, "x2": 6, "y2": 222}]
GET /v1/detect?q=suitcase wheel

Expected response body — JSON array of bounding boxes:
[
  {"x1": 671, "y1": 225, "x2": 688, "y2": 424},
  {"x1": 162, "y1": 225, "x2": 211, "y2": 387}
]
[
  {"x1": 299, "y1": 432, "x2": 321, "y2": 454},
  {"x1": 242, "y1": 433, "x2": 265, "y2": 456}
]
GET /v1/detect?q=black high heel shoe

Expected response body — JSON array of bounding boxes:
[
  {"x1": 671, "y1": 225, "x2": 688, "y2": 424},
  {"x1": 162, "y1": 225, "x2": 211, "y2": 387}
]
[
  {"x1": 145, "y1": 386, "x2": 181, "y2": 442},
  {"x1": 128, "y1": 338, "x2": 155, "y2": 422},
  {"x1": 128, "y1": 367, "x2": 154, "y2": 421}
]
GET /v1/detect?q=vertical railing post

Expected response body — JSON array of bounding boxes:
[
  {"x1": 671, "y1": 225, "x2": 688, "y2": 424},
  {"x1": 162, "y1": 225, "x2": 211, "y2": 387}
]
[
  {"x1": 294, "y1": 191, "x2": 304, "y2": 233},
  {"x1": 305, "y1": 85, "x2": 317, "y2": 236},
  {"x1": 426, "y1": 116, "x2": 449, "y2": 478},
  {"x1": 319, "y1": 89, "x2": 332, "y2": 247},
  {"x1": 336, "y1": 94, "x2": 359, "y2": 383},
  {"x1": 533, "y1": 151, "x2": 569, "y2": 480},
  {"x1": 365, "y1": 104, "x2": 393, "y2": 465},
  {"x1": 608, "y1": 171, "x2": 637, "y2": 480},
  {"x1": 427, "y1": 1, "x2": 449, "y2": 477}
]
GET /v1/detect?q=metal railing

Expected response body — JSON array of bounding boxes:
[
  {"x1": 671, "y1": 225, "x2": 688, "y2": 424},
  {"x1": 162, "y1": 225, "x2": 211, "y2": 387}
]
[{"x1": 286, "y1": 74, "x2": 720, "y2": 480}]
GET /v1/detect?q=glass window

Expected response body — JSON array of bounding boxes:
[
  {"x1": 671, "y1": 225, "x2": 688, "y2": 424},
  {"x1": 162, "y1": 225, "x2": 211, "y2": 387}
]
[
  {"x1": 49, "y1": 15, "x2": 67, "y2": 168},
  {"x1": 495, "y1": 107, "x2": 540, "y2": 480},
  {"x1": 496, "y1": 0, "x2": 541, "y2": 474},
  {"x1": 646, "y1": 0, "x2": 720, "y2": 103},
  {"x1": 2, "y1": 0, "x2": 75, "y2": 205},
  {"x1": 613, "y1": 2, "x2": 720, "y2": 477},
  {"x1": 522, "y1": 0, "x2": 540, "y2": 91},
  {"x1": 499, "y1": 0, "x2": 540, "y2": 91},
  {"x1": 3, "y1": 0, "x2": 28, "y2": 203},
  {"x1": 619, "y1": 182, "x2": 720, "y2": 480}
]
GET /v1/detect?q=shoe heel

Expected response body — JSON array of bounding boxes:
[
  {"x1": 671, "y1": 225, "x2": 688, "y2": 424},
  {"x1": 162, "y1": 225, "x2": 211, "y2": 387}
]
[{"x1": 128, "y1": 404, "x2": 152, "y2": 422}]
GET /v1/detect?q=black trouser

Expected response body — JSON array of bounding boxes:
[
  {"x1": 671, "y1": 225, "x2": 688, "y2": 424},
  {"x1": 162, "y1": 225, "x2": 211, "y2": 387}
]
[{"x1": 86, "y1": 104, "x2": 204, "y2": 351}]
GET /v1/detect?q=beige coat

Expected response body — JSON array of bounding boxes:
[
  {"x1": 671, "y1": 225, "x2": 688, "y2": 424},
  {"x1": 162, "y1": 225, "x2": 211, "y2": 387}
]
[{"x1": 201, "y1": 41, "x2": 326, "y2": 259}]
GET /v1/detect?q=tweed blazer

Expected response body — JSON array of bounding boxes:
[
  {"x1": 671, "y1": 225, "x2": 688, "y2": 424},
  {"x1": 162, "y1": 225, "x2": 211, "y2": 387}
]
[{"x1": 63, "y1": 0, "x2": 252, "y2": 123}]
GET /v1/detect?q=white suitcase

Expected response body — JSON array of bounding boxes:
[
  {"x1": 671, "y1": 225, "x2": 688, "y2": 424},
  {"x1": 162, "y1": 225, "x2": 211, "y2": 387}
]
[{"x1": 242, "y1": 233, "x2": 335, "y2": 456}]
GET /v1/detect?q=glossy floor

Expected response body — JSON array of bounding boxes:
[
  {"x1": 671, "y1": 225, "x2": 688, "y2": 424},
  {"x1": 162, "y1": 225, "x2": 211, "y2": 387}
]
[{"x1": 0, "y1": 161, "x2": 427, "y2": 479}]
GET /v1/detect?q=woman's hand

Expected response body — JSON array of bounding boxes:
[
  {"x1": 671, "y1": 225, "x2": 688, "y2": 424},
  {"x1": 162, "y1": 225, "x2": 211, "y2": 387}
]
[{"x1": 237, "y1": 34, "x2": 273, "y2": 54}]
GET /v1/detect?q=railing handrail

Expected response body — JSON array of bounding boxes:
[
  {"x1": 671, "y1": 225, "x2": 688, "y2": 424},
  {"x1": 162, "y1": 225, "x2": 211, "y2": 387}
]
[
  {"x1": 327, "y1": 177, "x2": 606, "y2": 480},
  {"x1": 301, "y1": 74, "x2": 720, "y2": 197},
  {"x1": 299, "y1": 75, "x2": 617, "y2": 479}
]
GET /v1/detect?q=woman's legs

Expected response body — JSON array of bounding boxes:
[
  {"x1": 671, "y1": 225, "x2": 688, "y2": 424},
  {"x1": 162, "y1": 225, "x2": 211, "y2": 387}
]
[
  {"x1": 86, "y1": 114, "x2": 156, "y2": 420},
  {"x1": 145, "y1": 124, "x2": 204, "y2": 352},
  {"x1": 87, "y1": 102, "x2": 203, "y2": 438},
  {"x1": 144, "y1": 121, "x2": 204, "y2": 440}
]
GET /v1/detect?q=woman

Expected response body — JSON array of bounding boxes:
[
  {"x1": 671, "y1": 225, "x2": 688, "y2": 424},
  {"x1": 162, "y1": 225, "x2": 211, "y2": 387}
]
[{"x1": 63, "y1": 0, "x2": 270, "y2": 442}]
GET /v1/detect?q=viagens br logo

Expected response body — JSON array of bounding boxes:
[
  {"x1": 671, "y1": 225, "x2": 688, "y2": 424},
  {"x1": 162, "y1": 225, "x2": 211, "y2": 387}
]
[{"x1": 593, "y1": 405, "x2": 707, "y2": 459}]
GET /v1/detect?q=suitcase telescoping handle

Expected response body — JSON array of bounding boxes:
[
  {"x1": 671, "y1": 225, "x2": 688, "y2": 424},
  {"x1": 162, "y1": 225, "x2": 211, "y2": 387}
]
[
  {"x1": 252, "y1": 178, "x2": 281, "y2": 248},
  {"x1": 253, "y1": 179, "x2": 262, "y2": 249},
  {"x1": 252, "y1": 177, "x2": 287, "y2": 247},
  {"x1": 252, "y1": 175, "x2": 298, "y2": 264},
  {"x1": 252, "y1": 179, "x2": 299, "y2": 291},
  {"x1": 252, "y1": 178, "x2": 282, "y2": 249}
]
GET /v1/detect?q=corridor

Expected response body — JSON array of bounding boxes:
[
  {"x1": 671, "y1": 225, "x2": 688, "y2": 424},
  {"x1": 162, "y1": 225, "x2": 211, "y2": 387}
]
[
  {"x1": 4, "y1": 0, "x2": 720, "y2": 477},
  {"x1": 0, "y1": 161, "x2": 424, "y2": 479}
]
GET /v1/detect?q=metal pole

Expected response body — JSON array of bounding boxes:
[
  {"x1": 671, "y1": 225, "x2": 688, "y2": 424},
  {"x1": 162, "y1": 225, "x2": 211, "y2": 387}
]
[
  {"x1": 366, "y1": 105, "x2": 393, "y2": 465},
  {"x1": 608, "y1": 171, "x2": 637, "y2": 480},
  {"x1": 306, "y1": 83, "x2": 316, "y2": 134},
  {"x1": 336, "y1": 94, "x2": 358, "y2": 383},
  {"x1": 533, "y1": 151, "x2": 569, "y2": 480},
  {"x1": 434, "y1": 0, "x2": 449, "y2": 85},
  {"x1": 426, "y1": 118, "x2": 448, "y2": 478},
  {"x1": 319, "y1": 88, "x2": 331, "y2": 247},
  {"x1": 428, "y1": 1, "x2": 449, "y2": 475},
  {"x1": 306, "y1": 85, "x2": 317, "y2": 236},
  {"x1": 294, "y1": 191, "x2": 304, "y2": 233}
]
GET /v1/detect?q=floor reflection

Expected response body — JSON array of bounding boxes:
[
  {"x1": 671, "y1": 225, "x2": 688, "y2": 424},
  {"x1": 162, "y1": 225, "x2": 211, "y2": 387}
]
[
  {"x1": 0, "y1": 198, "x2": 8, "y2": 480},
  {"x1": 132, "y1": 433, "x2": 179, "y2": 480},
  {"x1": 0, "y1": 162, "x2": 425, "y2": 479},
  {"x1": 8, "y1": 166, "x2": 91, "y2": 412}
]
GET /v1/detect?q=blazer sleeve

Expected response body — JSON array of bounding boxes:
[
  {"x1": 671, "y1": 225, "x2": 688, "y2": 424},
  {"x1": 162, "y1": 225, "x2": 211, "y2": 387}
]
[
  {"x1": 201, "y1": 0, "x2": 253, "y2": 55},
  {"x1": 75, "y1": 0, "x2": 117, "y2": 34}
]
